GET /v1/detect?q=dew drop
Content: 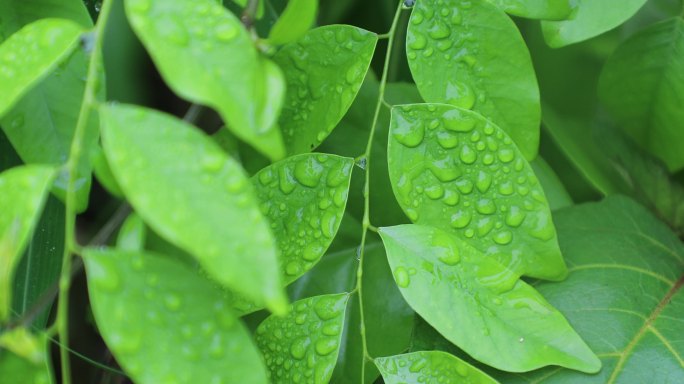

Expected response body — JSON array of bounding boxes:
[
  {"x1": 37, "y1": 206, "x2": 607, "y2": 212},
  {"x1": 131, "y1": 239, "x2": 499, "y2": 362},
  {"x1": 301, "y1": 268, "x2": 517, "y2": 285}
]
[
  {"x1": 493, "y1": 230, "x2": 513, "y2": 245},
  {"x1": 505, "y1": 206, "x2": 525, "y2": 227},
  {"x1": 314, "y1": 337, "x2": 338, "y2": 356},
  {"x1": 290, "y1": 338, "x2": 307, "y2": 360},
  {"x1": 393, "y1": 123, "x2": 425, "y2": 148},
  {"x1": 408, "y1": 32, "x2": 427, "y2": 50},
  {"x1": 475, "y1": 199, "x2": 496, "y2": 215},
  {"x1": 475, "y1": 171, "x2": 492, "y2": 192},
  {"x1": 294, "y1": 157, "x2": 324, "y2": 187},
  {"x1": 215, "y1": 23, "x2": 237, "y2": 41},
  {"x1": 459, "y1": 145, "x2": 477, "y2": 164},
  {"x1": 450, "y1": 210, "x2": 471, "y2": 228},
  {"x1": 394, "y1": 266, "x2": 411, "y2": 288},
  {"x1": 497, "y1": 148, "x2": 515, "y2": 163},
  {"x1": 445, "y1": 81, "x2": 476, "y2": 110}
]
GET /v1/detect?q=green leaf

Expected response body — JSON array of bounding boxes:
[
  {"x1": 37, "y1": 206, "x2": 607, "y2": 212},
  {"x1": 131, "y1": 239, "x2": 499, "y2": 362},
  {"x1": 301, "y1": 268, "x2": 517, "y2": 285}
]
[
  {"x1": 124, "y1": 0, "x2": 286, "y2": 160},
  {"x1": 493, "y1": 196, "x2": 684, "y2": 383},
  {"x1": 598, "y1": 18, "x2": 684, "y2": 171},
  {"x1": 116, "y1": 213, "x2": 145, "y2": 251},
  {"x1": 99, "y1": 103, "x2": 286, "y2": 313},
  {"x1": 273, "y1": 25, "x2": 377, "y2": 155},
  {"x1": 82, "y1": 248, "x2": 268, "y2": 384},
  {"x1": 531, "y1": 157, "x2": 573, "y2": 211},
  {"x1": 379, "y1": 224, "x2": 601, "y2": 373},
  {"x1": 388, "y1": 104, "x2": 567, "y2": 280},
  {"x1": 92, "y1": 145, "x2": 123, "y2": 198},
  {"x1": 253, "y1": 153, "x2": 353, "y2": 284},
  {"x1": 255, "y1": 293, "x2": 349, "y2": 383},
  {"x1": 0, "y1": 0, "x2": 95, "y2": 212},
  {"x1": 267, "y1": 0, "x2": 318, "y2": 45},
  {"x1": 0, "y1": 165, "x2": 56, "y2": 322},
  {"x1": 406, "y1": 0, "x2": 540, "y2": 160},
  {"x1": 486, "y1": 0, "x2": 571, "y2": 20},
  {"x1": 541, "y1": 0, "x2": 648, "y2": 47},
  {"x1": 0, "y1": 18, "x2": 82, "y2": 119},
  {"x1": 375, "y1": 351, "x2": 500, "y2": 384},
  {"x1": 0, "y1": 328, "x2": 53, "y2": 384},
  {"x1": 230, "y1": 0, "x2": 265, "y2": 19}
]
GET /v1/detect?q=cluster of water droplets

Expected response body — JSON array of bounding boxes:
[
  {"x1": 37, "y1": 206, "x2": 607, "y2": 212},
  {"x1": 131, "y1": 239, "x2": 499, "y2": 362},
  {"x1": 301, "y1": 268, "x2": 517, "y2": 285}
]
[
  {"x1": 377, "y1": 352, "x2": 481, "y2": 383},
  {"x1": 253, "y1": 155, "x2": 352, "y2": 283},
  {"x1": 255, "y1": 294, "x2": 347, "y2": 384}
]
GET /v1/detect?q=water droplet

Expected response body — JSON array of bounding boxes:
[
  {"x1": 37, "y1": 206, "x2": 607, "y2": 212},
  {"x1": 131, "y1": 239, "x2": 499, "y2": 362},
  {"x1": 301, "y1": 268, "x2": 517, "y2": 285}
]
[
  {"x1": 476, "y1": 199, "x2": 496, "y2": 215},
  {"x1": 215, "y1": 23, "x2": 237, "y2": 41},
  {"x1": 164, "y1": 294, "x2": 182, "y2": 311},
  {"x1": 393, "y1": 123, "x2": 425, "y2": 147},
  {"x1": 394, "y1": 266, "x2": 410, "y2": 288},
  {"x1": 408, "y1": 32, "x2": 427, "y2": 50},
  {"x1": 505, "y1": 206, "x2": 525, "y2": 227},
  {"x1": 279, "y1": 168, "x2": 297, "y2": 194},
  {"x1": 314, "y1": 337, "x2": 338, "y2": 356},
  {"x1": 290, "y1": 338, "x2": 307, "y2": 360},
  {"x1": 498, "y1": 148, "x2": 515, "y2": 163},
  {"x1": 443, "y1": 189, "x2": 460, "y2": 206},
  {"x1": 285, "y1": 261, "x2": 301, "y2": 276},
  {"x1": 201, "y1": 152, "x2": 224, "y2": 172},
  {"x1": 405, "y1": 208, "x2": 419, "y2": 221},
  {"x1": 443, "y1": 111, "x2": 476, "y2": 132},
  {"x1": 436, "y1": 130, "x2": 458, "y2": 148},
  {"x1": 459, "y1": 145, "x2": 477, "y2": 164},
  {"x1": 433, "y1": 234, "x2": 460, "y2": 265},
  {"x1": 450, "y1": 210, "x2": 471, "y2": 228},
  {"x1": 493, "y1": 230, "x2": 513, "y2": 245},
  {"x1": 294, "y1": 157, "x2": 324, "y2": 187},
  {"x1": 475, "y1": 171, "x2": 492, "y2": 192},
  {"x1": 320, "y1": 211, "x2": 337, "y2": 238},
  {"x1": 519, "y1": 337, "x2": 525, "y2": 343},
  {"x1": 409, "y1": 357, "x2": 428, "y2": 373},
  {"x1": 445, "y1": 81, "x2": 476, "y2": 110},
  {"x1": 428, "y1": 22, "x2": 451, "y2": 40},
  {"x1": 425, "y1": 184, "x2": 444, "y2": 200},
  {"x1": 476, "y1": 217, "x2": 494, "y2": 236},
  {"x1": 322, "y1": 323, "x2": 341, "y2": 336},
  {"x1": 498, "y1": 181, "x2": 514, "y2": 196},
  {"x1": 313, "y1": 297, "x2": 341, "y2": 320}
]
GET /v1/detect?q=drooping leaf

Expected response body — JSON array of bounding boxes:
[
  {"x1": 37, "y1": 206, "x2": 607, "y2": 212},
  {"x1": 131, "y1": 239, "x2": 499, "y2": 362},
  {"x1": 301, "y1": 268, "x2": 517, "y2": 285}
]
[
  {"x1": 124, "y1": 0, "x2": 286, "y2": 160},
  {"x1": 378, "y1": 224, "x2": 601, "y2": 373},
  {"x1": 0, "y1": 0, "x2": 95, "y2": 213},
  {"x1": 82, "y1": 248, "x2": 268, "y2": 384},
  {"x1": 485, "y1": 0, "x2": 571, "y2": 20},
  {"x1": 253, "y1": 153, "x2": 353, "y2": 284},
  {"x1": 598, "y1": 18, "x2": 684, "y2": 171},
  {"x1": 273, "y1": 25, "x2": 377, "y2": 155},
  {"x1": 0, "y1": 328, "x2": 53, "y2": 384},
  {"x1": 531, "y1": 157, "x2": 573, "y2": 211},
  {"x1": 375, "y1": 351, "x2": 499, "y2": 384},
  {"x1": 267, "y1": 0, "x2": 318, "y2": 45},
  {"x1": 0, "y1": 165, "x2": 56, "y2": 322},
  {"x1": 99, "y1": 104, "x2": 286, "y2": 313},
  {"x1": 255, "y1": 293, "x2": 349, "y2": 383},
  {"x1": 0, "y1": 19, "x2": 82, "y2": 118},
  {"x1": 406, "y1": 0, "x2": 540, "y2": 160},
  {"x1": 388, "y1": 104, "x2": 567, "y2": 280},
  {"x1": 116, "y1": 212, "x2": 145, "y2": 251},
  {"x1": 541, "y1": 0, "x2": 648, "y2": 47},
  {"x1": 493, "y1": 196, "x2": 684, "y2": 383}
]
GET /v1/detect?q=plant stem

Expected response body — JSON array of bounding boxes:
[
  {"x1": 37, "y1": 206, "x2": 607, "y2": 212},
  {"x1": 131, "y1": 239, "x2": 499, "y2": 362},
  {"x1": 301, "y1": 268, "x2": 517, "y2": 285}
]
[
  {"x1": 56, "y1": 1, "x2": 113, "y2": 382},
  {"x1": 353, "y1": 1, "x2": 405, "y2": 381}
]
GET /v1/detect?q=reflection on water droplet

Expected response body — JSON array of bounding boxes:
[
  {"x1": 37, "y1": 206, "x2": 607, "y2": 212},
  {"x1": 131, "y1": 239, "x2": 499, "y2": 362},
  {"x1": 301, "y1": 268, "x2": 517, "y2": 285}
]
[
  {"x1": 314, "y1": 337, "x2": 338, "y2": 356},
  {"x1": 394, "y1": 266, "x2": 410, "y2": 288},
  {"x1": 445, "y1": 81, "x2": 476, "y2": 110}
]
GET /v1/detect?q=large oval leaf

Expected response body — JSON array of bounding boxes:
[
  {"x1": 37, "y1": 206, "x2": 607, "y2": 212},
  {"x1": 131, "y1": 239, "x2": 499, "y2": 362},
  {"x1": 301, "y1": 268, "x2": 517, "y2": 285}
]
[
  {"x1": 83, "y1": 248, "x2": 268, "y2": 384},
  {"x1": 388, "y1": 104, "x2": 566, "y2": 280},
  {"x1": 255, "y1": 293, "x2": 349, "y2": 383},
  {"x1": 598, "y1": 18, "x2": 684, "y2": 172},
  {"x1": 0, "y1": 165, "x2": 55, "y2": 322},
  {"x1": 253, "y1": 153, "x2": 353, "y2": 284},
  {"x1": 124, "y1": 0, "x2": 286, "y2": 160},
  {"x1": 375, "y1": 351, "x2": 499, "y2": 384},
  {"x1": 379, "y1": 224, "x2": 600, "y2": 373},
  {"x1": 99, "y1": 104, "x2": 286, "y2": 313},
  {"x1": 0, "y1": 18, "x2": 82, "y2": 118},
  {"x1": 406, "y1": 0, "x2": 540, "y2": 160},
  {"x1": 273, "y1": 25, "x2": 377, "y2": 155},
  {"x1": 493, "y1": 196, "x2": 684, "y2": 383},
  {"x1": 486, "y1": 0, "x2": 571, "y2": 20},
  {"x1": 541, "y1": 0, "x2": 648, "y2": 47}
]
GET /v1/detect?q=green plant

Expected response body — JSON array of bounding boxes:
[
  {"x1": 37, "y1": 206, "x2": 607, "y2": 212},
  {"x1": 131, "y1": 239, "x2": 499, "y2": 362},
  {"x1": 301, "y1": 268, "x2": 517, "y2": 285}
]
[{"x1": 1, "y1": 0, "x2": 683, "y2": 383}]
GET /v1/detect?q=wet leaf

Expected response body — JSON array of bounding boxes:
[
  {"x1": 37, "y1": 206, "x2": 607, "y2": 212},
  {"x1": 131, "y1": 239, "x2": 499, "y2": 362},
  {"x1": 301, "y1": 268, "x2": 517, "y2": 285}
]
[
  {"x1": 542, "y1": 0, "x2": 648, "y2": 47},
  {"x1": 486, "y1": 0, "x2": 571, "y2": 20},
  {"x1": 273, "y1": 25, "x2": 377, "y2": 155},
  {"x1": 406, "y1": 0, "x2": 540, "y2": 160},
  {"x1": 531, "y1": 157, "x2": 573, "y2": 211},
  {"x1": 388, "y1": 104, "x2": 567, "y2": 280},
  {"x1": 253, "y1": 153, "x2": 353, "y2": 285},
  {"x1": 598, "y1": 18, "x2": 684, "y2": 171},
  {"x1": 83, "y1": 248, "x2": 268, "y2": 384},
  {"x1": 255, "y1": 293, "x2": 349, "y2": 384},
  {"x1": 493, "y1": 196, "x2": 684, "y2": 383},
  {"x1": 379, "y1": 224, "x2": 601, "y2": 373},
  {"x1": 267, "y1": 0, "x2": 318, "y2": 45},
  {"x1": 375, "y1": 351, "x2": 499, "y2": 384},
  {"x1": 99, "y1": 104, "x2": 286, "y2": 313},
  {"x1": 0, "y1": 328, "x2": 53, "y2": 384},
  {"x1": 125, "y1": 0, "x2": 286, "y2": 160},
  {"x1": 0, "y1": 165, "x2": 56, "y2": 322}
]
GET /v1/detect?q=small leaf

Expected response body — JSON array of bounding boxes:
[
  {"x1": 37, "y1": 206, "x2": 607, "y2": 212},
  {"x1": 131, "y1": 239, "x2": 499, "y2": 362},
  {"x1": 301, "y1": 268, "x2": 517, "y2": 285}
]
[
  {"x1": 99, "y1": 104, "x2": 286, "y2": 313},
  {"x1": 379, "y1": 224, "x2": 601, "y2": 373},
  {"x1": 83, "y1": 248, "x2": 268, "y2": 384},
  {"x1": 273, "y1": 25, "x2": 377, "y2": 155},
  {"x1": 388, "y1": 104, "x2": 566, "y2": 280},
  {"x1": 0, "y1": 18, "x2": 83, "y2": 118},
  {"x1": 598, "y1": 18, "x2": 684, "y2": 171},
  {"x1": 0, "y1": 165, "x2": 56, "y2": 322},
  {"x1": 116, "y1": 213, "x2": 145, "y2": 251},
  {"x1": 267, "y1": 0, "x2": 318, "y2": 45},
  {"x1": 486, "y1": 0, "x2": 571, "y2": 20},
  {"x1": 493, "y1": 196, "x2": 684, "y2": 383},
  {"x1": 0, "y1": 328, "x2": 53, "y2": 383},
  {"x1": 255, "y1": 293, "x2": 349, "y2": 383},
  {"x1": 375, "y1": 351, "x2": 499, "y2": 384},
  {"x1": 406, "y1": 0, "x2": 540, "y2": 160},
  {"x1": 541, "y1": 0, "x2": 648, "y2": 47},
  {"x1": 253, "y1": 153, "x2": 353, "y2": 284},
  {"x1": 125, "y1": 0, "x2": 286, "y2": 160}
]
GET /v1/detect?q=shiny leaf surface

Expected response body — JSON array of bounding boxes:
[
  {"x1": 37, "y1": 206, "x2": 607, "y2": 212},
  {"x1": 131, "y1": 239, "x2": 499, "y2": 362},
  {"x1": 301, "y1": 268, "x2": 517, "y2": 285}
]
[
  {"x1": 375, "y1": 351, "x2": 499, "y2": 384},
  {"x1": 99, "y1": 104, "x2": 286, "y2": 313},
  {"x1": 273, "y1": 25, "x2": 377, "y2": 155},
  {"x1": 486, "y1": 0, "x2": 571, "y2": 20},
  {"x1": 255, "y1": 293, "x2": 349, "y2": 383},
  {"x1": 267, "y1": 0, "x2": 318, "y2": 45},
  {"x1": 125, "y1": 0, "x2": 286, "y2": 160},
  {"x1": 388, "y1": 104, "x2": 566, "y2": 280},
  {"x1": 406, "y1": 0, "x2": 540, "y2": 159},
  {"x1": 379, "y1": 224, "x2": 601, "y2": 373}
]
